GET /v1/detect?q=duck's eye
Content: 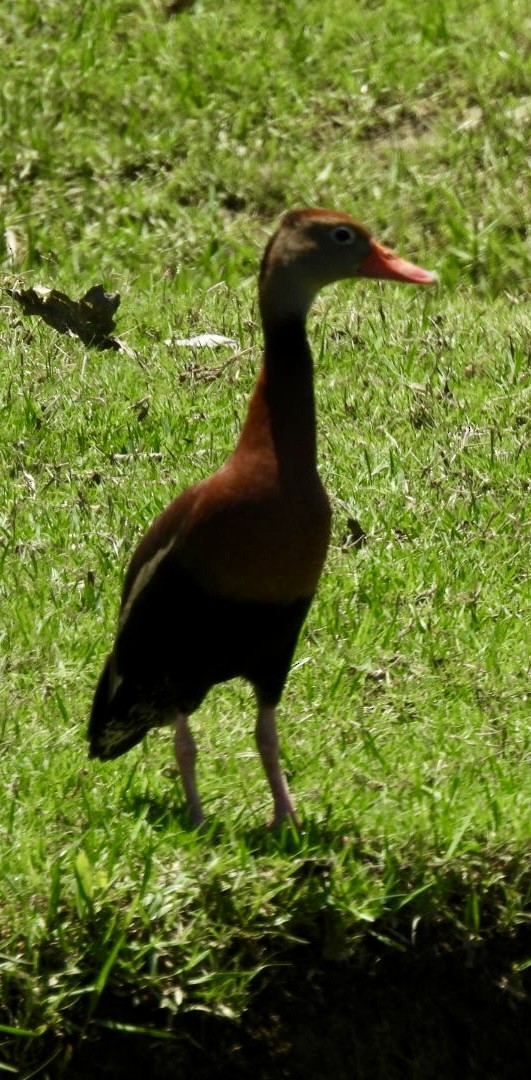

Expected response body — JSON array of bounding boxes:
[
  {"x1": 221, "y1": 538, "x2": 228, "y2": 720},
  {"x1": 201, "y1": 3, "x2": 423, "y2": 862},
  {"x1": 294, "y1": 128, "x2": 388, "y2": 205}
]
[{"x1": 331, "y1": 225, "x2": 356, "y2": 245}]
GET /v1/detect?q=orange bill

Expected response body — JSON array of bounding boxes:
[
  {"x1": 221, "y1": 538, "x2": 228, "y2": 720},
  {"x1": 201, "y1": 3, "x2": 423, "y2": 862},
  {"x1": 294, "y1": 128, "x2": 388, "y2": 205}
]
[{"x1": 361, "y1": 240, "x2": 437, "y2": 285}]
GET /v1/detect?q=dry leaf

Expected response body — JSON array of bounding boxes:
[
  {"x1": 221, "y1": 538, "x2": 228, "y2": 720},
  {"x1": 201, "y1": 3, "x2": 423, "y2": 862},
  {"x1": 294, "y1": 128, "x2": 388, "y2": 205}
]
[
  {"x1": 342, "y1": 517, "x2": 367, "y2": 551},
  {"x1": 165, "y1": 333, "x2": 239, "y2": 349},
  {"x1": 8, "y1": 282, "x2": 130, "y2": 352},
  {"x1": 5, "y1": 228, "x2": 28, "y2": 268},
  {"x1": 457, "y1": 106, "x2": 483, "y2": 131},
  {"x1": 166, "y1": 0, "x2": 195, "y2": 15}
]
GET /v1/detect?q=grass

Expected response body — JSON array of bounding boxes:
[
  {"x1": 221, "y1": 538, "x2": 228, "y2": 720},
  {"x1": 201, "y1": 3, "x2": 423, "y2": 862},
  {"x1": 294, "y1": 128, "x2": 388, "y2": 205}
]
[{"x1": 1, "y1": 0, "x2": 530, "y2": 1075}]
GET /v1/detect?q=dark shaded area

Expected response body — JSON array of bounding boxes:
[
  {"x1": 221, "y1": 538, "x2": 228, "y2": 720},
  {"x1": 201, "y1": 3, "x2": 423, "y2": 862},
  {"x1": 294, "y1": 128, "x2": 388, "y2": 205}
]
[
  {"x1": 165, "y1": 0, "x2": 196, "y2": 15},
  {"x1": 58, "y1": 930, "x2": 531, "y2": 1079}
]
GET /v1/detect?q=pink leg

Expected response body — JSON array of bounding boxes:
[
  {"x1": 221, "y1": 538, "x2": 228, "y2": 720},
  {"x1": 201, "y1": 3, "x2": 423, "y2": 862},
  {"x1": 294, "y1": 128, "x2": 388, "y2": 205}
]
[
  {"x1": 174, "y1": 713, "x2": 205, "y2": 827},
  {"x1": 255, "y1": 704, "x2": 298, "y2": 827}
]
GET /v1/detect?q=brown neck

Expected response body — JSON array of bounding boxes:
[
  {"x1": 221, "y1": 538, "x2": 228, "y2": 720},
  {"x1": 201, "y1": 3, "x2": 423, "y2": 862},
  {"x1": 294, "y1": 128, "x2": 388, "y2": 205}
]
[{"x1": 235, "y1": 316, "x2": 318, "y2": 476}]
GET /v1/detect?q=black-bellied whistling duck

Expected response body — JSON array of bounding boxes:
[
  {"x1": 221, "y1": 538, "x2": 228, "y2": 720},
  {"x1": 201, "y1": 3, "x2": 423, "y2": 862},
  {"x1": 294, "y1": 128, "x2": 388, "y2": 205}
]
[{"x1": 88, "y1": 209, "x2": 436, "y2": 826}]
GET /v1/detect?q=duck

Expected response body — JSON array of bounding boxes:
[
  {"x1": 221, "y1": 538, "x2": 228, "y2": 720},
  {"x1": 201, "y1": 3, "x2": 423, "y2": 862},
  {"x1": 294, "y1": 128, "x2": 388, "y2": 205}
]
[{"x1": 88, "y1": 208, "x2": 436, "y2": 827}]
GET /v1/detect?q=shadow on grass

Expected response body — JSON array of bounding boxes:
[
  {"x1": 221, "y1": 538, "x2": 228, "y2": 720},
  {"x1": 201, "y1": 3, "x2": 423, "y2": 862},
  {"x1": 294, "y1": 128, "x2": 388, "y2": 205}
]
[
  {"x1": 123, "y1": 790, "x2": 363, "y2": 859},
  {"x1": 41, "y1": 925, "x2": 531, "y2": 1080}
]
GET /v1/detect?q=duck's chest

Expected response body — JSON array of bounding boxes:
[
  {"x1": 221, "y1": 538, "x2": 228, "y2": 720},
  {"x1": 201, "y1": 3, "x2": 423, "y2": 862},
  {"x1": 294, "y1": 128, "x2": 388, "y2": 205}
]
[{"x1": 180, "y1": 460, "x2": 332, "y2": 604}]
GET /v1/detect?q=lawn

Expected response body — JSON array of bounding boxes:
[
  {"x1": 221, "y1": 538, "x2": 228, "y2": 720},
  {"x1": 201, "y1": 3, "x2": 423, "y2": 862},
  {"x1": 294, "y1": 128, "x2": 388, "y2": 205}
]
[{"x1": 1, "y1": 0, "x2": 530, "y2": 1075}]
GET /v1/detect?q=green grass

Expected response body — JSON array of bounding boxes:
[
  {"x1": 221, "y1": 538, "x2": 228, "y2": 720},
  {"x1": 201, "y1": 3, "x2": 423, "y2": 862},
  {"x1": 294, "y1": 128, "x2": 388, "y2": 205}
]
[{"x1": 1, "y1": 0, "x2": 530, "y2": 1074}]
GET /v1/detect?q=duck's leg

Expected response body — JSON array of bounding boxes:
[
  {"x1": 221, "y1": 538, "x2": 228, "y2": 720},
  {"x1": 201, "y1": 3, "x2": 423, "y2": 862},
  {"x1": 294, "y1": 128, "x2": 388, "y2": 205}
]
[
  {"x1": 174, "y1": 712, "x2": 205, "y2": 827},
  {"x1": 255, "y1": 702, "x2": 298, "y2": 827}
]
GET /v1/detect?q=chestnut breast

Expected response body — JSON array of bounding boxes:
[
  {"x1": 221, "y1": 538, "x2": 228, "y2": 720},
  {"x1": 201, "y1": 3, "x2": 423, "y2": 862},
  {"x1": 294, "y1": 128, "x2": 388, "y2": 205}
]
[{"x1": 175, "y1": 450, "x2": 332, "y2": 604}]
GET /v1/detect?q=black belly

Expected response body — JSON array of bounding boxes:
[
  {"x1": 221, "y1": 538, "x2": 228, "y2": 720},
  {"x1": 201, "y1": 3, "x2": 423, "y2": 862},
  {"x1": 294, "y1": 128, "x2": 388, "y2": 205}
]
[{"x1": 88, "y1": 563, "x2": 312, "y2": 760}]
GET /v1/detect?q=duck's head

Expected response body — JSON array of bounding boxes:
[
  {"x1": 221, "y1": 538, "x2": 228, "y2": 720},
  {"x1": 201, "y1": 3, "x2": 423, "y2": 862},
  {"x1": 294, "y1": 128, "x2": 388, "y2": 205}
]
[{"x1": 259, "y1": 208, "x2": 436, "y2": 322}]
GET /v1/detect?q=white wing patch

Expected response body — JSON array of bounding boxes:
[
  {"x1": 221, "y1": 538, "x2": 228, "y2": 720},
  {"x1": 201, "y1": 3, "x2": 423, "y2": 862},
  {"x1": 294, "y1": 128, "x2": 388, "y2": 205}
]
[
  {"x1": 109, "y1": 670, "x2": 123, "y2": 699},
  {"x1": 119, "y1": 538, "x2": 175, "y2": 632}
]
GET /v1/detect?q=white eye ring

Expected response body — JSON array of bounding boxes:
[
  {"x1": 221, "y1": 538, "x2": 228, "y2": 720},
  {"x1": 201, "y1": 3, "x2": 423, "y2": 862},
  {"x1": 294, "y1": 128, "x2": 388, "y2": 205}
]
[{"x1": 332, "y1": 225, "x2": 356, "y2": 245}]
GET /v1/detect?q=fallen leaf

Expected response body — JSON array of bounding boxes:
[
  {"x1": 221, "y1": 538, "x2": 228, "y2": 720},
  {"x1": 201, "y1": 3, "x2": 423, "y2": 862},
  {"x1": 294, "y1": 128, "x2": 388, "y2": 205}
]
[
  {"x1": 457, "y1": 106, "x2": 483, "y2": 131},
  {"x1": 342, "y1": 517, "x2": 367, "y2": 550},
  {"x1": 5, "y1": 227, "x2": 28, "y2": 268},
  {"x1": 165, "y1": 333, "x2": 239, "y2": 349},
  {"x1": 166, "y1": 0, "x2": 195, "y2": 14},
  {"x1": 8, "y1": 282, "x2": 132, "y2": 353}
]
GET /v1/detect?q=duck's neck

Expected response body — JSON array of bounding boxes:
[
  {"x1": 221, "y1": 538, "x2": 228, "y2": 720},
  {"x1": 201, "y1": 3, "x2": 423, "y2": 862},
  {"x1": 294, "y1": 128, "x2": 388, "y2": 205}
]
[{"x1": 236, "y1": 317, "x2": 318, "y2": 475}]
